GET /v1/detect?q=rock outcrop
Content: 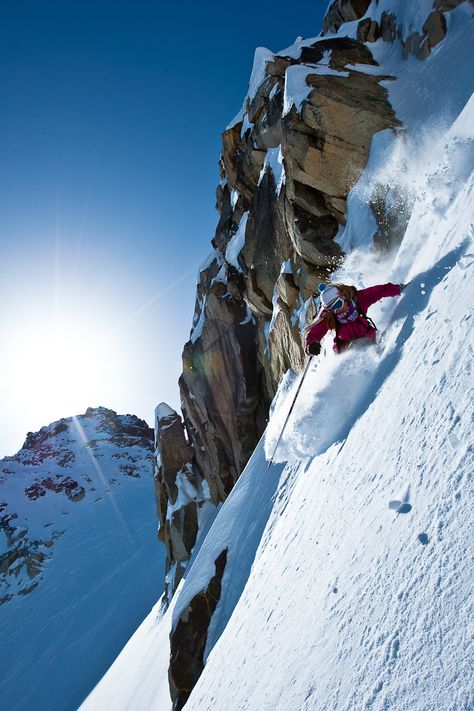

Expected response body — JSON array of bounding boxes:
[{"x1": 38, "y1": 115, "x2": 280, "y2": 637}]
[
  {"x1": 157, "y1": 0, "x2": 464, "y2": 704},
  {"x1": 169, "y1": 549, "x2": 228, "y2": 711},
  {"x1": 153, "y1": 403, "x2": 206, "y2": 601},
  {"x1": 323, "y1": 0, "x2": 372, "y2": 34}
]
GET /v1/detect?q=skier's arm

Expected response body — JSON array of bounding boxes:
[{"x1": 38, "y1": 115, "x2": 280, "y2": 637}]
[
  {"x1": 304, "y1": 319, "x2": 328, "y2": 355},
  {"x1": 357, "y1": 283, "x2": 401, "y2": 311}
]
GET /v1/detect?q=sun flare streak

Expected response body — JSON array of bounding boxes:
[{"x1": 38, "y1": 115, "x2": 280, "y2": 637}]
[{"x1": 72, "y1": 416, "x2": 134, "y2": 544}]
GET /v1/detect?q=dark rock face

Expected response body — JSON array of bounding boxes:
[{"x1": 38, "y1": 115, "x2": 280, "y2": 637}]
[
  {"x1": 153, "y1": 405, "x2": 203, "y2": 601},
  {"x1": 25, "y1": 476, "x2": 85, "y2": 502},
  {"x1": 180, "y1": 285, "x2": 268, "y2": 502},
  {"x1": 357, "y1": 17, "x2": 380, "y2": 42},
  {"x1": 380, "y1": 11, "x2": 399, "y2": 43},
  {"x1": 244, "y1": 170, "x2": 292, "y2": 310},
  {"x1": 401, "y1": 9, "x2": 448, "y2": 59},
  {"x1": 422, "y1": 11, "x2": 448, "y2": 47},
  {"x1": 323, "y1": 0, "x2": 372, "y2": 34},
  {"x1": 168, "y1": 549, "x2": 228, "y2": 711},
  {"x1": 284, "y1": 66, "x2": 400, "y2": 231}
]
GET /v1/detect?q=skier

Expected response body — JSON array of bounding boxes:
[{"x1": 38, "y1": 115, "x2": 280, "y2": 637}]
[{"x1": 304, "y1": 282, "x2": 404, "y2": 356}]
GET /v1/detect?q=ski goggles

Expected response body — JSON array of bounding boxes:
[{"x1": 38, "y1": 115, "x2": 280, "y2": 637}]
[{"x1": 327, "y1": 297, "x2": 345, "y2": 312}]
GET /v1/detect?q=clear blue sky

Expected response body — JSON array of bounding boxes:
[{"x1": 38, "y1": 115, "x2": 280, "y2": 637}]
[{"x1": 0, "y1": 0, "x2": 326, "y2": 456}]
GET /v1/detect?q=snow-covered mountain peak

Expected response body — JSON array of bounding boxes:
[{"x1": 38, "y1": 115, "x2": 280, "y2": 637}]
[
  {"x1": 3, "y1": 405, "x2": 153, "y2": 472},
  {"x1": 0, "y1": 407, "x2": 164, "y2": 711},
  {"x1": 0, "y1": 406, "x2": 154, "y2": 602}
]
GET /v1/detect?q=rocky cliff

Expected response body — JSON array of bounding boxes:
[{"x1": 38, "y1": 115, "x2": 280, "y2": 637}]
[{"x1": 152, "y1": 1, "x2": 470, "y2": 708}]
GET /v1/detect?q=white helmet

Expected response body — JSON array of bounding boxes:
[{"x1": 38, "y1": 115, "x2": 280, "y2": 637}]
[{"x1": 319, "y1": 284, "x2": 340, "y2": 308}]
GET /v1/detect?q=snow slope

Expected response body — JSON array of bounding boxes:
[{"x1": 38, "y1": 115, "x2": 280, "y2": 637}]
[
  {"x1": 79, "y1": 589, "x2": 179, "y2": 711},
  {"x1": 184, "y1": 95, "x2": 474, "y2": 711},
  {"x1": 82, "y1": 4, "x2": 473, "y2": 710},
  {"x1": 0, "y1": 407, "x2": 165, "y2": 711}
]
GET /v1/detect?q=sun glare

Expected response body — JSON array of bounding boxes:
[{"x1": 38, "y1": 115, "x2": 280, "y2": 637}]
[
  {"x1": 3, "y1": 315, "x2": 118, "y2": 442},
  {"x1": 1, "y1": 264, "x2": 165, "y2": 456}
]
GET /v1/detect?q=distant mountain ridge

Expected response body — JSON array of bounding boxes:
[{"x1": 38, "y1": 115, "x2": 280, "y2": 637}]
[{"x1": 0, "y1": 406, "x2": 165, "y2": 711}]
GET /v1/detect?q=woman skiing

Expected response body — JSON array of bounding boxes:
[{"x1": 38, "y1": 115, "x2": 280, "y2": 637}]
[{"x1": 304, "y1": 282, "x2": 404, "y2": 356}]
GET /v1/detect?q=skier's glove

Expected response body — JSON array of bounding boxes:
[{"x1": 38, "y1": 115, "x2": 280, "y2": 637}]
[
  {"x1": 305, "y1": 341, "x2": 321, "y2": 357},
  {"x1": 399, "y1": 282, "x2": 410, "y2": 292}
]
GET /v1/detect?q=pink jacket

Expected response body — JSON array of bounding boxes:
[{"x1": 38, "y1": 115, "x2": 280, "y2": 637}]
[{"x1": 305, "y1": 283, "x2": 401, "y2": 353}]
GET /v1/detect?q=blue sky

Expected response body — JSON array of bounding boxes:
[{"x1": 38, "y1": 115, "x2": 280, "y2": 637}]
[{"x1": 0, "y1": 0, "x2": 326, "y2": 456}]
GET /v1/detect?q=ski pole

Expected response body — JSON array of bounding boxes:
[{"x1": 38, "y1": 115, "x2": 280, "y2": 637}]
[{"x1": 267, "y1": 356, "x2": 313, "y2": 467}]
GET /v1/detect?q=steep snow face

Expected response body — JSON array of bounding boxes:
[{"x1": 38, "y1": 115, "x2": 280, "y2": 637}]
[
  {"x1": 79, "y1": 587, "x2": 180, "y2": 711},
  {"x1": 0, "y1": 407, "x2": 165, "y2": 711},
  {"x1": 183, "y1": 94, "x2": 473, "y2": 711}
]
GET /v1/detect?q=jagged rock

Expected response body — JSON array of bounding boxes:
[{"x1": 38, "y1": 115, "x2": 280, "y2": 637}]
[
  {"x1": 422, "y1": 11, "x2": 447, "y2": 49},
  {"x1": 170, "y1": 504, "x2": 198, "y2": 559},
  {"x1": 266, "y1": 55, "x2": 293, "y2": 78},
  {"x1": 155, "y1": 405, "x2": 193, "y2": 505},
  {"x1": 155, "y1": 481, "x2": 167, "y2": 544},
  {"x1": 323, "y1": 0, "x2": 372, "y2": 34},
  {"x1": 221, "y1": 126, "x2": 266, "y2": 202},
  {"x1": 169, "y1": 549, "x2": 228, "y2": 711},
  {"x1": 357, "y1": 18, "x2": 379, "y2": 42},
  {"x1": 194, "y1": 252, "x2": 223, "y2": 311},
  {"x1": 180, "y1": 282, "x2": 267, "y2": 504},
  {"x1": 242, "y1": 170, "x2": 292, "y2": 307},
  {"x1": 324, "y1": 0, "x2": 456, "y2": 55},
  {"x1": 266, "y1": 300, "x2": 305, "y2": 393},
  {"x1": 283, "y1": 57, "x2": 400, "y2": 261},
  {"x1": 153, "y1": 404, "x2": 199, "y2": 599},
  {"x1": 220, "y1": 123, "x2": 241, "y2": 191},
  {"x1": 276, "y1": 270, "x2": 299, "y2": 310},
  {"x1": 300, "y1": 37, "x2": 378, "y2": 69},
  {"x1": 291, "y1": 201, "x2": 341, "y2": 265},
  {"x1": 289, "y1": 180, "x2": 332, "y2": 220},
  {"x1": 380, "y1": 11, "x2": 398, "y2": 43},
  {"x1": 246, "y1": 266, "x2": 274, "y2": 316},
  {"x1": 402, "y1": 32, "x2": 431, "y2": 60},
  {"x1": 248, "y1": 74, "x2": 280, "y2": 124},
  {"x1": 252, "y1": 84, "x2": 284, "y2": 150},
  {"x1": 213, "y1": 183, "x2": 234, "y2": 254}
]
